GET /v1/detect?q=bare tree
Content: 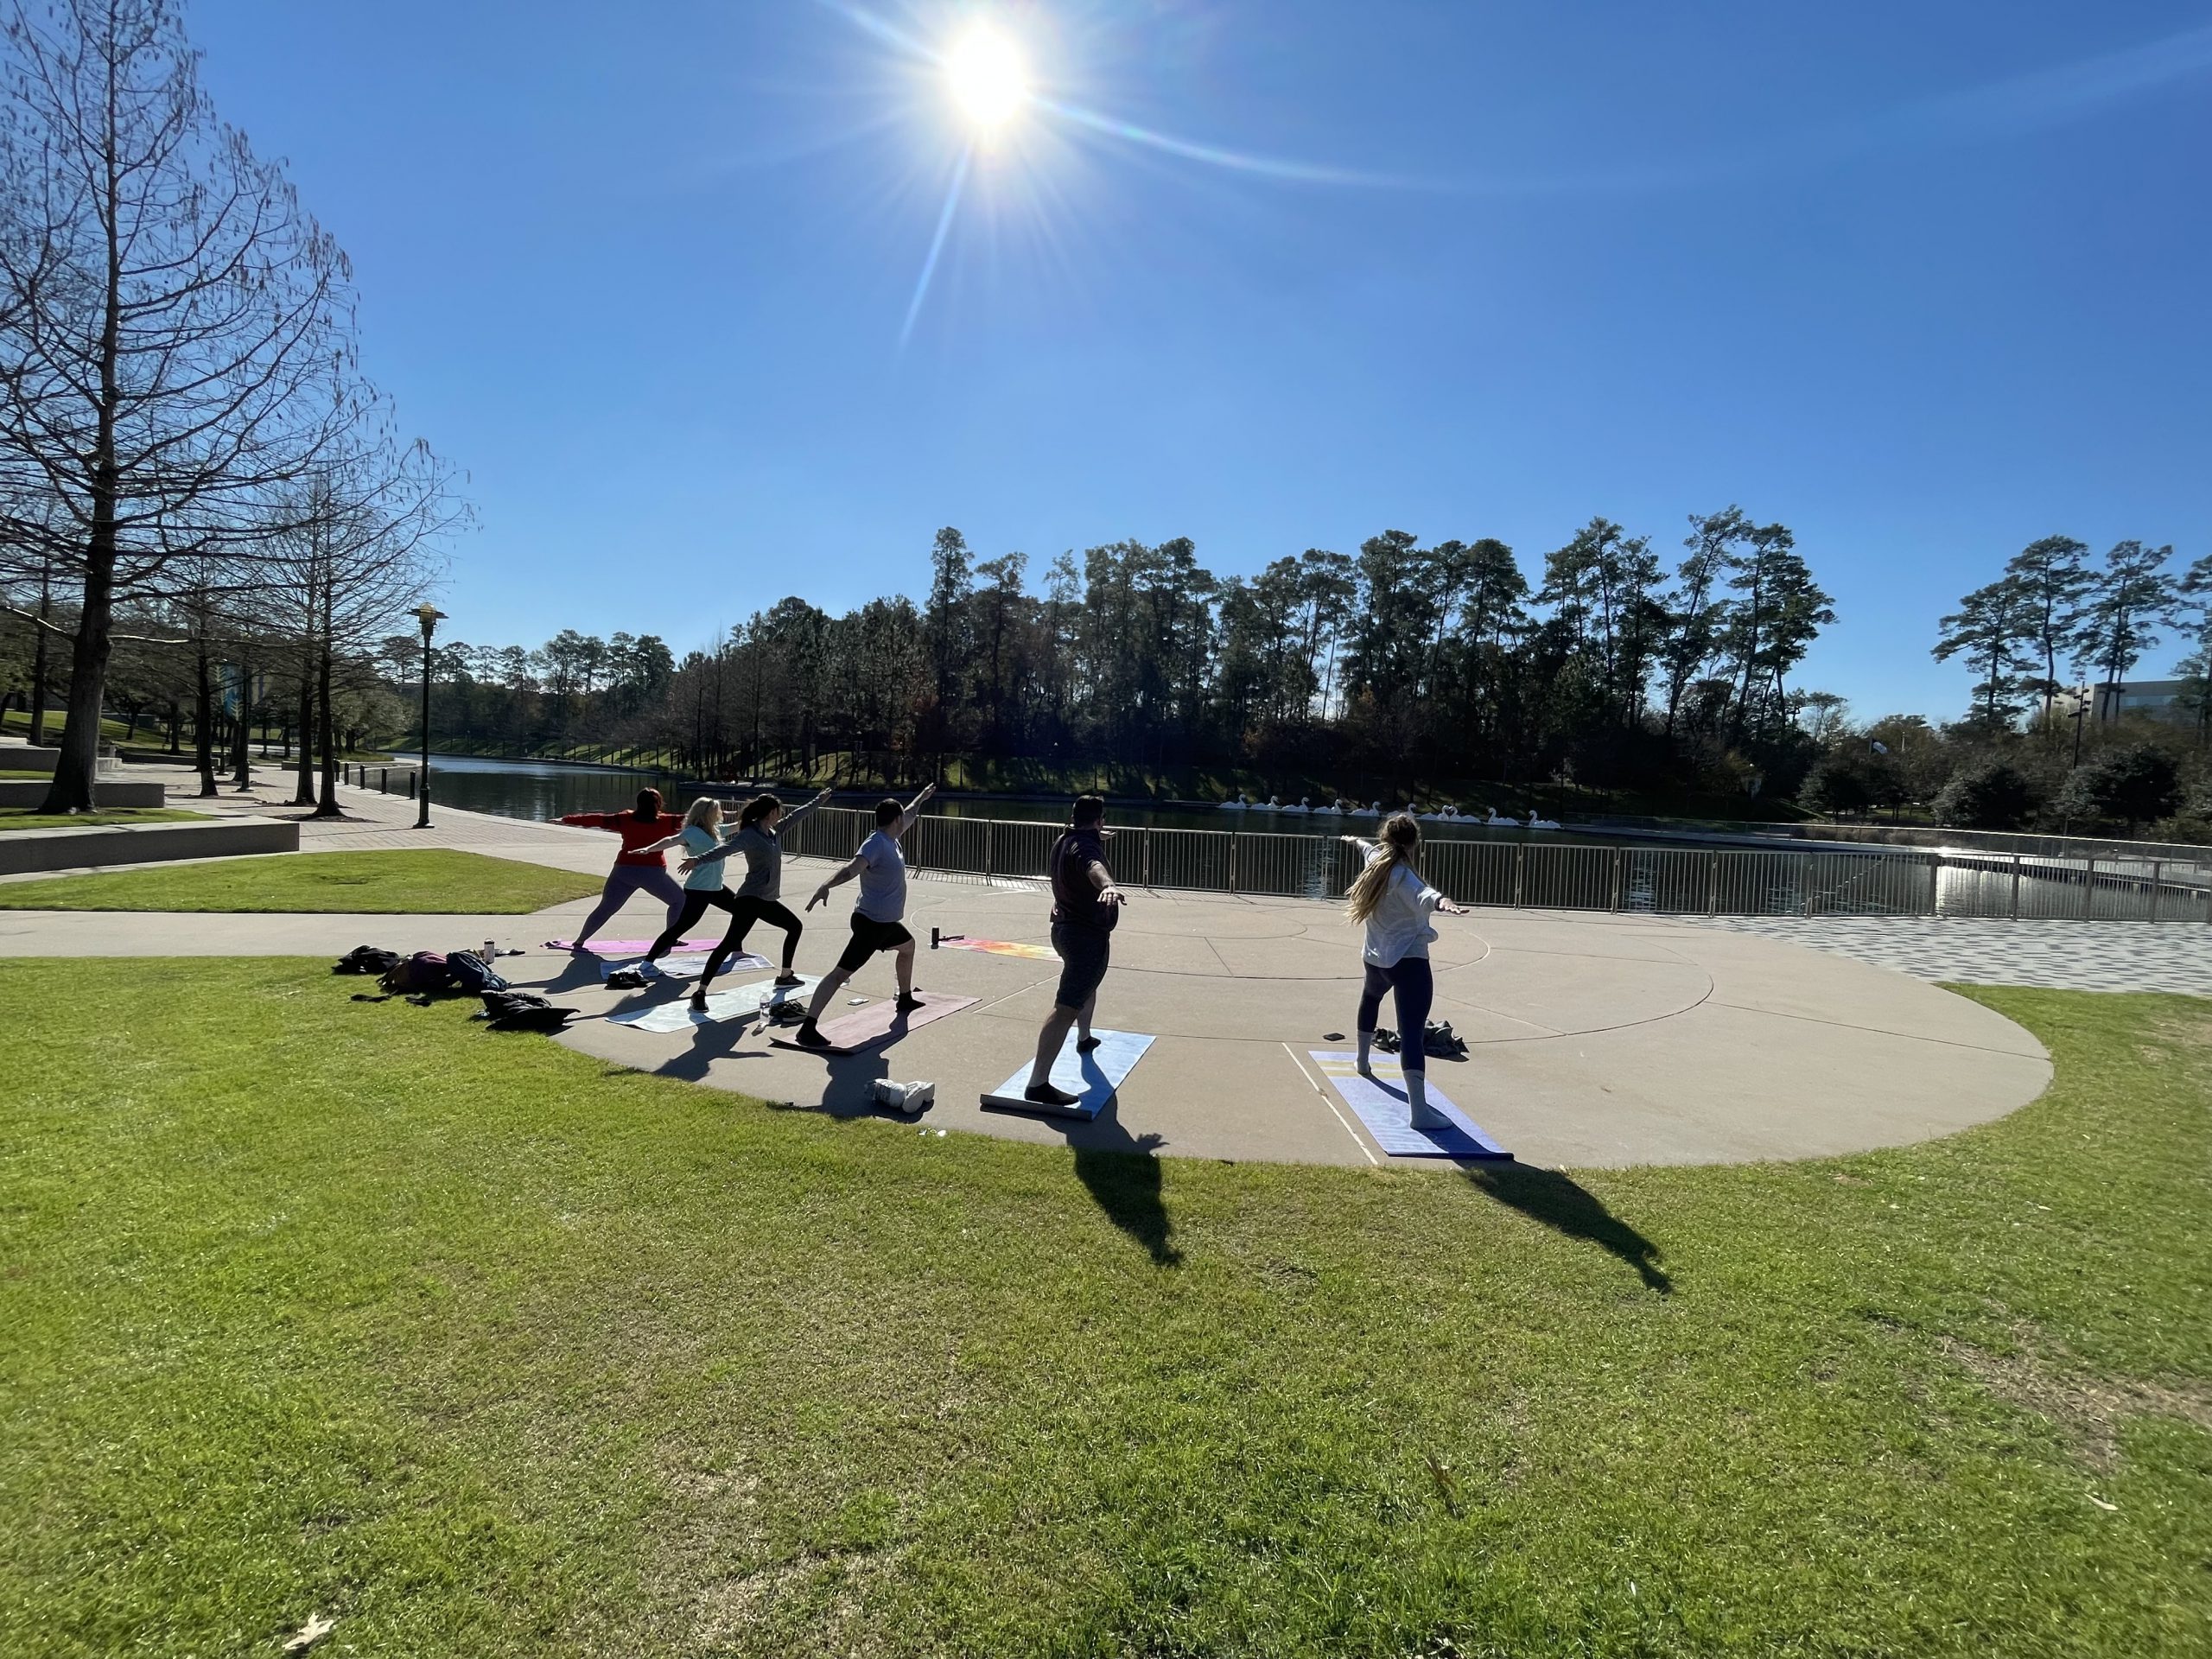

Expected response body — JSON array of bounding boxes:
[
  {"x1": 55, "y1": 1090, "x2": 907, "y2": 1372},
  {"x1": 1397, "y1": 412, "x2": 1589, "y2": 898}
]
[
  {"x1": 271, "y1": 429, "x2": 461, "y2": 816},
  {"x1": 0, "y1": 0, "x2": 360, "y2": 811}
]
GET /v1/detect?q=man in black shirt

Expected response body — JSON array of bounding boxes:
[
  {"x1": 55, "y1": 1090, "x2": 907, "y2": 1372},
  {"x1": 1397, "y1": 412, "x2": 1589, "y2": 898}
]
[{"x1": 1022, "y1": 794, "x2": 1126, "y2": 1107}]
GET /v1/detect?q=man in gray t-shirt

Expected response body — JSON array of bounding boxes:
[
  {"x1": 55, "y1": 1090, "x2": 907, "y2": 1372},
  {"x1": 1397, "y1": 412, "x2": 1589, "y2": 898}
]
[{"x1": 792, "y1": 783, "x2": 935, "y2": 1047}]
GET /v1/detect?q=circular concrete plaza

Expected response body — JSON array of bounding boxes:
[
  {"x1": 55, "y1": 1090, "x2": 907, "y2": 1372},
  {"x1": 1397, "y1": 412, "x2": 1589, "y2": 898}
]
[{"x1": 552, "y1": 867, "x2": 2052, "y2": 1169}]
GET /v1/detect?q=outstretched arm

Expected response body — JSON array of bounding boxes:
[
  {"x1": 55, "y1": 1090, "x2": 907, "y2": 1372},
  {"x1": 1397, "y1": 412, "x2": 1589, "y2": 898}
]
[
  {"x1": 806, "y1": 852, "x2": 868, "y2": 912},
  {"x1": 894, "y1": 782, "x2": 937, "y2": 837},
  {"x1": 1340, "y1": 835, "x2": 1378, "y2": 857},
  {"x1": 560, "y1": 811, "x2": 613, "y2": 830},
  {"x1": 1087, "y1": 858, "x2": 1126, "y2": 907},
  {"x1": 779, "y1": 785, "x2": 834, "y2": 832},
  {"x1": 640, "y1": 834, "x2": 685, "y2": 855}
]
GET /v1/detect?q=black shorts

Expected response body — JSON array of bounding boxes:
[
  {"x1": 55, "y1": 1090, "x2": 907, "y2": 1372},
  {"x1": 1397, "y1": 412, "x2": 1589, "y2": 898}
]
[
  {"x1": 1051, "y1": 921, "x2": 1111, "y2": 1009},
  {"x1": 836, "y1": 913, "x2": 913, "y2": 973}
]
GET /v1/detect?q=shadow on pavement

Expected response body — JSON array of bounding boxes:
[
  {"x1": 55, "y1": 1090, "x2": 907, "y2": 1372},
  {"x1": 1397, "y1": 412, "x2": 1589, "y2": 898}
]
[{"x1": 1463, "y1": 1162, "x2": 1671, "y2": 1294}]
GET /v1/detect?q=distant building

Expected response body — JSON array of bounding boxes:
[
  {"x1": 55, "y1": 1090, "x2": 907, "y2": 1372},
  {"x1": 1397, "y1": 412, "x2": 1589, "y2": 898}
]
[{"x1": 2093, "y1": 679, "x2": 2190, "y2": 724}]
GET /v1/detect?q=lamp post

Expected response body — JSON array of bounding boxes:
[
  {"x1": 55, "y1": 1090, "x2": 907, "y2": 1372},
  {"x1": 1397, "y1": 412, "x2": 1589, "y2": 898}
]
[{"x1": 415, "y1": 602, "x2": 446, "y2": 829}]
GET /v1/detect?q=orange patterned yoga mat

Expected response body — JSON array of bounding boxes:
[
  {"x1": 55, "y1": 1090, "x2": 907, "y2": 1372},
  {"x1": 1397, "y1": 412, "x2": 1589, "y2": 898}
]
[{"x1": 938, "y1": 937, "x2": 1058, "y2": 962}]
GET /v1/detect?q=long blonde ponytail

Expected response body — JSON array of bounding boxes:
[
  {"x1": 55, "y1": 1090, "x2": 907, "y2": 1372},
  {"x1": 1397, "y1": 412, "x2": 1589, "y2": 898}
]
[{"x1": 1346, "y1": 812, "x2": 1421, "y2": 924}]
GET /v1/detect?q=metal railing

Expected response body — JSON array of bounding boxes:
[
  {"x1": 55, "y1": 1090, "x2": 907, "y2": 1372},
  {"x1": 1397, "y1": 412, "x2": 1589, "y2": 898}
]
[{"x1": 657, "y1": 804, "x2": 2212, "y2": 924}]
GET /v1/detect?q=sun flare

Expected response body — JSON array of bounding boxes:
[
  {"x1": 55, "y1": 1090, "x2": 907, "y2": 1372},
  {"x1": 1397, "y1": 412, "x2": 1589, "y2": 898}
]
[{"x1": 946, "y1": 29, "x2": 1027, "y2": 130}]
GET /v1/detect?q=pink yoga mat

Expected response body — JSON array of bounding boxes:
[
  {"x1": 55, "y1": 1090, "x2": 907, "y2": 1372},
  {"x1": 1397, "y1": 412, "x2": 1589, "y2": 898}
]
[
  {"x1": 768, "y1": 991, "x2": 979, "y2": 1056},
  {"x1": 543, "y1": 937, "x2": 720, "y2": 953}
]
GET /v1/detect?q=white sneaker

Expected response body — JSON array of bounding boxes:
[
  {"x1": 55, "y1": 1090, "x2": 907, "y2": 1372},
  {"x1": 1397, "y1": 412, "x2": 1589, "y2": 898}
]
[{"x1": 635, "y1": 959, "x2": 664, "y2": 981}]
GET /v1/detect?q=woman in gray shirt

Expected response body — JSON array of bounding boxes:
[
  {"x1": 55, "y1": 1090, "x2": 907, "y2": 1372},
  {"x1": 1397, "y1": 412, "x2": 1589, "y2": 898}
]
[{"x1": 674, "y1": 785, "x2": 831, "y2": 1006}]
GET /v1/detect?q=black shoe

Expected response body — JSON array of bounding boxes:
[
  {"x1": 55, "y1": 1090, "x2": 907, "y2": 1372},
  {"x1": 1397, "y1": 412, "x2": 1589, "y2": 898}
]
[
  {"x1": 894, "y1": 994, "x2": 925, "y2": 1014},
  {"x1": 773, "y1": 972, "x2": 803, "y2": 988},
  {"x1": 794, "y1": 1021, "x2": 830, "y2": 1049},
  {"x1": 689, "y1": 993, "x2": 709, "y2": 1012},
  {"x1": 1024, "y1": 1082, "x2": 1080, "y2": 1107},
  {"x1": 1075, "y1": 1035, "x2": 1103, "y2": 1052}
]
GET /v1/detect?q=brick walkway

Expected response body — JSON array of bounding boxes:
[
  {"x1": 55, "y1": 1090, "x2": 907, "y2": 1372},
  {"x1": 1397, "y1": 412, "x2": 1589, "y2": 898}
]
[{"x1": 1688, "y1": 914, "x2": 2212, "y2": 996}]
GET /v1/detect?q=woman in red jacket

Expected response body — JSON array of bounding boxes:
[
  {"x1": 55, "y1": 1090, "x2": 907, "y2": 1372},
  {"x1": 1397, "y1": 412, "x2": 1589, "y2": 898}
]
[{"x1": 559, "y1": 788, "x2": 687, "y2": 950}]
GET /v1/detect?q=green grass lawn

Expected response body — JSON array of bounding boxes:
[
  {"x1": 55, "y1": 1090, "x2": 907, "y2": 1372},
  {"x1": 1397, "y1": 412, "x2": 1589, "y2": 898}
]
[
  {"x1": 0, "y1": 768, "x2": 54, "y2": 779},
  {"x1": 2, "y1": 967, "x2": 2206, "y2": 1656},
  {"x1": 0, "y1": 807, "x2": 206, "y2": 831},
  {"x1": 0, "y1": 709, "x2": 138, "y2": 744},
  {"x1": 0, "y1": 849, "x2": 600, "y2": 912}
]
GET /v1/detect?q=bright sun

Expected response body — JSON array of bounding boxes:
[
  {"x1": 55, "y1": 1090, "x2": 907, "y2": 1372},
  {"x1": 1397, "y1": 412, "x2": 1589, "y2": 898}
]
[{"x1": 946, "y1": 29, "x2": 1027, "y2": 129}]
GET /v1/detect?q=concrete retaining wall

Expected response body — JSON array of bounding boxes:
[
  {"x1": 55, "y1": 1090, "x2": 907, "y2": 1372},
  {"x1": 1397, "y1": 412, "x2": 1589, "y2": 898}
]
[
  {"x1": 0, "y1": 780, "x2": 166, "y2": 809},
  {"x1": 0, "y1": 815, "x2": 298, "y2": 875},
  {"x1": 0, "y1": 744, "x2": 60, "y2": 770}
]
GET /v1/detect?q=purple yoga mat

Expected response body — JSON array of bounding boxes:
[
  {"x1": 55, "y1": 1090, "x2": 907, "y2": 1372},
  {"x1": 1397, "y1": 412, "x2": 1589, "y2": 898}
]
[{"x1": 543, "y1": 937, "x2": 720, "y2": 953}]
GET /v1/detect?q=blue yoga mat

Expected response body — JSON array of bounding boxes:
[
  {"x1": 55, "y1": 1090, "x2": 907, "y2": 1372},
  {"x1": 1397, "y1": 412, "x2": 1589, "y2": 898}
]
[
  {"x1": 982, "y1": 1029, "x2": 1155, "y2": 1121},
  {"x1": 1308, "y1": 1051, "x2": 1511, "y2": 1160}
]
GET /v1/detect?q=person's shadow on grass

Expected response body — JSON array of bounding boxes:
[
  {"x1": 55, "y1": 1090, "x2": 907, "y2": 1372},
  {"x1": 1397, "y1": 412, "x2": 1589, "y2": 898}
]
[
  {"x1": 1067, "y1": 1111, "x2": 1181, "y2": 1269},
  {"x1": 1463, "y1": 1163, "x2": 1671, "y2": 1294}
]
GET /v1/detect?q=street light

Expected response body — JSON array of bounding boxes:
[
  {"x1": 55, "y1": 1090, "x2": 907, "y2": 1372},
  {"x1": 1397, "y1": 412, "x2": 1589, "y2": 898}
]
[{"x1": 415, "y1": 602, "x2": 446, "y2": 829}]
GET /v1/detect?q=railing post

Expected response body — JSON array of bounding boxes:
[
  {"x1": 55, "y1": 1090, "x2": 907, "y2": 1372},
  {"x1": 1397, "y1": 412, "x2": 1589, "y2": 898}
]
[
  {"x1": 1228, "y1": 833, "x2": 1238, "y2": 894},
  {"x1": 2149, "y1": 860, "x2": 2163, "y2": 924},
  {"x1": 1512, "y1": 843, "x2": 1525, "y2": 908},
  {"x1": 1800, "y1": 851, "x2": 1814, "y2": 918},
  {"x1": 983, "y1": 820, "x2": 995, "y2": 880},
  {"x1": 1707, "y1": 849, "x2": 1719, "y2": 914},
  {"x1": 1927, "y1": 853, "x2": 1941, "y2": 918},
  {"x1": 2009, "y1": 854, "x2": 2021, "y2": 920},
  {"x1": 1609, "y1": 846, "x2": 1623, "y2": 912},
  {"x1": 2081, "y1": 858, "x2": 2096, "y2": 920},
  {"x1": 1141, "y1": 827, "x2": 1152, "y2": 888}
]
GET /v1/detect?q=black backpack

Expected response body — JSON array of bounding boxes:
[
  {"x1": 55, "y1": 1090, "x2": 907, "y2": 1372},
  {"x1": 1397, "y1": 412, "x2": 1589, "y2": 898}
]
[
  {"x1": 446, "y1": 950, "x2": 510, "y2": 995},
  {"x1": 334, "y1": 945, "x2": 401, "y2": 976},
  {"x1": 475, "y1": 989, "x2": 577, "y2": 1033}
]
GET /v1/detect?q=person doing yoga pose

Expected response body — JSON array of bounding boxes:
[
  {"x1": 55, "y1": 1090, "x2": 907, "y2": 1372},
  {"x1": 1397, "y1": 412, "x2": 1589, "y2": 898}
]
[
  {"x1": 560, "y1": 788, "x2": 686, "y2": 948},
  {"x1": 671, "y1": 785, "x2": 833, "y2": 1007},
  {"x1": 1021, "y1": 794, "x2": 1127, "y2": 1107},
  {"x1": 1342, "y1": 814, "x2": 1468, "y2": 1130},
  {"x1": 791, "y1": 783, "x2": 935, "y2": 1047},
  {"x1": 635, "y1": 798, "x2": 745, "y2": 976}
]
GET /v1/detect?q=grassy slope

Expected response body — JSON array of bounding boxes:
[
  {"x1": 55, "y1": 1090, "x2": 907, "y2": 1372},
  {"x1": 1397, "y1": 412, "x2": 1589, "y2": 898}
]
[
  {"x1": 0, "y1": 709, "x2": 136, "y2": 744},
  {"x1": 0, "y1": 808, "x2": 205, "y2": 831},
  {"x1": 0, "y1": 849, "x2": 599, "y2": 913},
  {"x1": 1, "y1": 968, "x2": 2206, "y2": 1658}
]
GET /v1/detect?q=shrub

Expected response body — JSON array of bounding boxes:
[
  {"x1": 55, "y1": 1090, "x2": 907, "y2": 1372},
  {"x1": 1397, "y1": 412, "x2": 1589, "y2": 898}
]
[
  {"x1": 1800, "y1": 759, "x2": 1873, "y2": 817},
  {"x1": 2055, "y1": 746, "x2": 2182, "y2": 832},
  {"x1": 1931, "y1": 760, "x2": 2040, "y2": 830}
]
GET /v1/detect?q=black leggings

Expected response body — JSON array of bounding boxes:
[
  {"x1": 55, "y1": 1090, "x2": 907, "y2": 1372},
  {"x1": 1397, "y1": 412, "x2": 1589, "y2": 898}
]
[
  {"x1": 702, "y1": 896, "x2": 803, "y2": 987},
  {"x1": 1357, "y1": 957, "x2": 1435, "y2": 1075},
  {"x1": 646, "y1": 888, "x2": 741, "y2": 959}
]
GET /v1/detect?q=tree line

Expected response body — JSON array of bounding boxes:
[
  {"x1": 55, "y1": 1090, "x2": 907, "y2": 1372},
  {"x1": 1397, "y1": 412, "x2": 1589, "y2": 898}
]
[
  {"x1": 1784, "y1": 536, "x2": 2211, "y2": 841},
  {"x1": 410, "y1": 512, "x2": 1835, "y2": 804},
  {"x1": 1931, "y1": 537, "x2": 2201, "y2": 735},
  {"x1": 0, "y1": 0, "x2": 461, "y2": 814}
]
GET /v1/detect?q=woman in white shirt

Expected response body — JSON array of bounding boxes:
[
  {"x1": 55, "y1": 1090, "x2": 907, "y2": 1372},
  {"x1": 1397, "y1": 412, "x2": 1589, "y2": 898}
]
[{"x1": 1343, "y1": 814, "x2": 1467, "y2": 1128}]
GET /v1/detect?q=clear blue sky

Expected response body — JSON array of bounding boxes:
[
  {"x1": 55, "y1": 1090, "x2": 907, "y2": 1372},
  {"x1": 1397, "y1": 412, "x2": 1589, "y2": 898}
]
[{"x1": 190, "y1": 0, "x2": 2212, "y2": 720}]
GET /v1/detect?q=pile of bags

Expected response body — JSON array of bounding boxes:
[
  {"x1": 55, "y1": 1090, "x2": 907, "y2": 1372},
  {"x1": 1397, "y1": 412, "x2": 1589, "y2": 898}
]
[{"x1": 333, "y1": 946, "x2": 579, "y2": 1033}]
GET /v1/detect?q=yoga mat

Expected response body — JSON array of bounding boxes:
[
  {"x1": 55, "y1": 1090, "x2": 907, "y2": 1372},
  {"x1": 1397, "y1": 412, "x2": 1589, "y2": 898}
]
[
  {"x1": 544, "y1": 936, "x2": 721, "y2": 953},
  {"x1": 596, "y1": 952, "x2": 769, "y2": 982},
  {"x1": 938, "y1": 937, "x2": 1058, "y2": 961},
  {"x1": 981, "y1": 1029, "x2": 1155, "y2": 1122},
  {"x1": 603, "y1": 974, "x2": 821, "y2": 1033},
  {"x1": 768, "y1": 991, "x2": 978, "y2": 1056},
  {"x1": 1308, "y1": 1051, "x2": 1510, "y2": 1160}
]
